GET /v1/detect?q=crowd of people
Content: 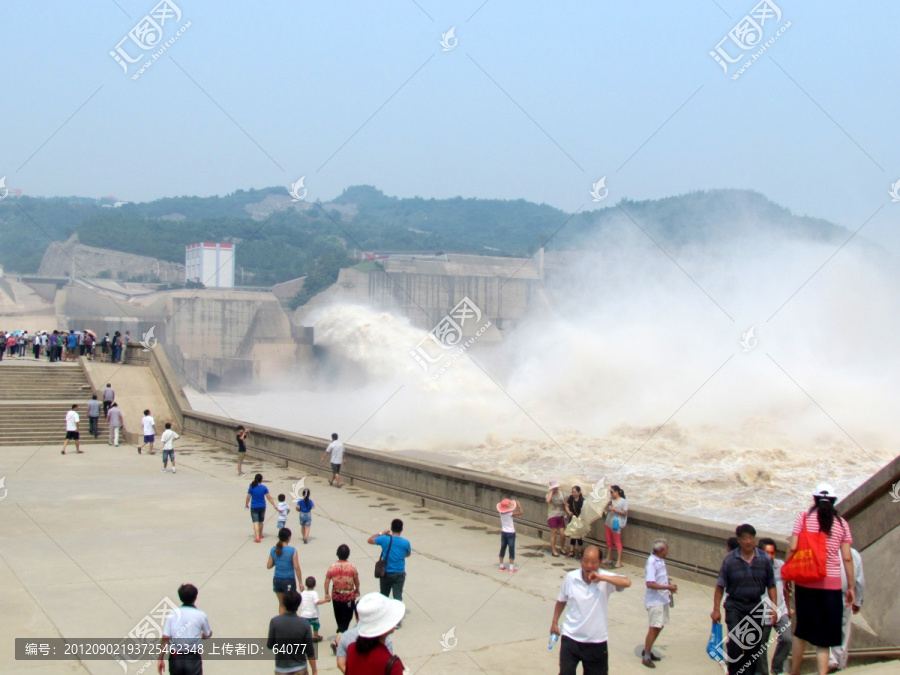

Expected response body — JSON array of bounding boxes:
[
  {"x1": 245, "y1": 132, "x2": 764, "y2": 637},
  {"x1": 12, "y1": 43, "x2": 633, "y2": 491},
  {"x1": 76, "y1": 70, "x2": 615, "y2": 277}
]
[
  {"x1": 62, "y1": 412, "x2": 865, "y2": 675},
  {"x1": 0, "y1": 329, "x2": 134, "y2": 363}
]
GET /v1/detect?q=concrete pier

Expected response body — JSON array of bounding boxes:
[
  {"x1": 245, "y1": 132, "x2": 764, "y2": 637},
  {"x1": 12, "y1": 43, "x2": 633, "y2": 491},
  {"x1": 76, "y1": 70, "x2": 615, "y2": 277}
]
[{"x1": 0, "y1": 441, "x2": 896, "y2": 674}]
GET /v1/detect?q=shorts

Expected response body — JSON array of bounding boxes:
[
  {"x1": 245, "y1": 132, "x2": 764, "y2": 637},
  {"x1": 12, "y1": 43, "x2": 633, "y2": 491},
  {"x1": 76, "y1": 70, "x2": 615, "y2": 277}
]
[
  {"x1": 250, "y1": 507, "x2": 266, "y2": 523},
  {"x1": 143, "y1": 434, "x2": 155, "y2": 443},
  {"x1": 65, "y1": 431, "x2": 79, "y2": 440},
  {"x1": 306, "y1": 618, "x2": 320, "y2": 632},
  {"x1": 299, "y1": 512, "x2": 312, "y2": 526},
  {"x1": 331, "y1": 462, "x2": 341, "y2": 475},
  {"x1": 278, "y1": 520, "x2": 287, "y2": 530},
  {"x1": 647, "y1": 604, "x2": 669, "y2": 628},
  {"x1": 163, "y1": 450, "x2": 174, "y2": 463},
  {"x1": 548, "y1": 515, "x2": 566, "y2": 529},
  {"x1": 273, "y1": 576, "x2": 296, "y2": 593},
  {"x1": 605, "y1": 525, "x2": 623, "y2": 551}
]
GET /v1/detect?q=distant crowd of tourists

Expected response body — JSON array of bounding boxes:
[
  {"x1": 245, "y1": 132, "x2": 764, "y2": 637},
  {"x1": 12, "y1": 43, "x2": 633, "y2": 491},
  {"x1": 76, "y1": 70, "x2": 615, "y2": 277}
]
[{"x1": 0, "y1": 329, "x2": 134, "y2": 363}]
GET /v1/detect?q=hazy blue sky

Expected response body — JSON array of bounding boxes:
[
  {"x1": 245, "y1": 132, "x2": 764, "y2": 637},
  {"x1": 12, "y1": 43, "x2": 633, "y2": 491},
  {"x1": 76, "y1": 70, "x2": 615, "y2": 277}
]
[{"x1": 2, "y1": 0, "x2": 898, "y2": 248}]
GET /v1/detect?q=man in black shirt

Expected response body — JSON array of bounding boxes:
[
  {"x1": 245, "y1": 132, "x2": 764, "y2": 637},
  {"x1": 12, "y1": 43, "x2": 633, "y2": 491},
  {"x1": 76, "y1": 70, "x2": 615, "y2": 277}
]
[
  {"x1": 267, "y1": 589, "x2": 317, "y2": 675},
  {"x1": 711, "y1": 524, "x2": 777, "y2": 675}
]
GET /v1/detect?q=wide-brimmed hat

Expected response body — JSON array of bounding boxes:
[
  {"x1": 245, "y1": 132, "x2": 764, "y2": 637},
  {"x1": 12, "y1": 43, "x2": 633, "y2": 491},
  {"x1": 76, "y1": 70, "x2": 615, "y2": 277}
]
[
  {"x1": 497, "y1": 498, "x2": 517, "y2": 513},
  {"x1": 813, "y1": 483, "x2": 838, "y2": 502},
  {"x1": 356, "y1": 592, "x2": 406, "y2": 638},
  {"x1": 548, "y1": 479, "x2": 560, "y2": 490}
]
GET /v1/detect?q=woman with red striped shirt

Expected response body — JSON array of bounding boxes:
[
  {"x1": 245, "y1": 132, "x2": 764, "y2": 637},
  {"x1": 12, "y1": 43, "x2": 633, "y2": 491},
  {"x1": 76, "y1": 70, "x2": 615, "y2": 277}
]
[{"x1": 786, "y1": 484, "x2": 855, "y2": 675}]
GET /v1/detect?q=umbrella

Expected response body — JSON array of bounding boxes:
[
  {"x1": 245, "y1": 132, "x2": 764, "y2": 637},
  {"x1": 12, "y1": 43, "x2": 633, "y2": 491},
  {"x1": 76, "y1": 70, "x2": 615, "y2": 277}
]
[{"x1": 83, "y1": 329, "x2": 97, "y2": 338}]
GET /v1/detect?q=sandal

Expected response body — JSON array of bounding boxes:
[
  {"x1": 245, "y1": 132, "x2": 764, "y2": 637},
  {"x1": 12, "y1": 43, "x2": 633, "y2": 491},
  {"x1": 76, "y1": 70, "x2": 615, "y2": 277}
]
[
  {"x1": 551, "y1": 551, "x2": 560, "y2": 557},
  {"x1": 330, "y1": 642, "x2": 337, "y2": 655}
]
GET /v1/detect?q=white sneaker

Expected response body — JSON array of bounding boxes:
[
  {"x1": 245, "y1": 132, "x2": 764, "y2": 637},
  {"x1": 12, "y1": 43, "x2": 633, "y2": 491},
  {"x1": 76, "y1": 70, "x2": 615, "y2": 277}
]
[
  {"x1": 161, "y1": 468, "x2": 167, "y2": 472},
  {"x1": 171, "y1": 468, "x2": 176, "y2": 473}
]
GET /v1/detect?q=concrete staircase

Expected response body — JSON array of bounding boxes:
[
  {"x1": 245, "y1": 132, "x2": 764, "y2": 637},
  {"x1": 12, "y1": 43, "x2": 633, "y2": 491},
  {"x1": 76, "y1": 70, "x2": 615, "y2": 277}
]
[{"x1": 0, "y1": 362, "x2": 109, "y2": 445}]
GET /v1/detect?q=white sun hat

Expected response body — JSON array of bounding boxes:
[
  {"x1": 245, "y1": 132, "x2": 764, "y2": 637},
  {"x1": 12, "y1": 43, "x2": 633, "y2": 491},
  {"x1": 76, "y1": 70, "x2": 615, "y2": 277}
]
[
  {"x1": 356, "y1": 592, "x2": 406, "y2": 638},
  {"x1": 813, "y1": 483, "x2": 838, "y2": 502}
]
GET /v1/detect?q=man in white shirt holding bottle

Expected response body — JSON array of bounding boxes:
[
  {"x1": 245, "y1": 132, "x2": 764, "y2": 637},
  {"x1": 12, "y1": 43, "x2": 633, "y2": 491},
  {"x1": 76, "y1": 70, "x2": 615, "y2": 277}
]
[
  {"x1": 643, "y1": 539, "x2": 678, "y2": 668},
  {"x1": 550, "y1": 545, "x2": 631, "y2": 675}
]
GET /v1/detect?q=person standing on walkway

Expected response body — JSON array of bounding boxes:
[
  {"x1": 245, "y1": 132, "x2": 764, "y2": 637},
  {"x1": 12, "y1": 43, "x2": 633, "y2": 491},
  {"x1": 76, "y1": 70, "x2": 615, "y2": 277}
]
[
  {"x1": 602, "y1": 485, "x2": 628, "y2": 568},
  {"x1": 267, "y1": 527, "x2": 302, "y2": 615},
  {"x1": 757, "y1": 538, "x2": 792, "y2": 675},
  {"x1": 551, "y1": 545, "x2": 632, "y2": 675},
  {"x1": 245, "y1": 473, "x2": 277, "y2": 542},
  {"x1": 102, "y1": 383, "x2": 115, "y2": 417},
  {"x1": 61, "y1": 404, "x2": 83, "y2": 455},
  {"x1": 345, "y1": 592, "x2": 406, "y2": 675},
  {"x1": 111, "y1": 331, "x2": 121, "y2": 363},
  {"x1": 122, "y1": 331, "x2": 131, "y2": 364},
  {"x1": 236, "y1": 425, "x2": 250, "y2": 476},
  {"x1": 711, "y1": 523, "x2": 777, "y2": 675},
  {"x1": 100, "y1": 333, "x2": 109, "y2": 360},
  {"x1": 566, "y1": 486, "x2": 586, "y2": 559},
  {"x1": 157, "y1": 583, "x2": 212, "y2": 675},
  {"x1": 829, "y1": 547, "x2": 864, "y2": 671},
  {"x1": 65, "y1": 330, "x2": 77, "y2": 361},
  {"x1": 267, "y1": 589, "x2": 317, "y2": 675},
  {"x1": 786, "y1": 484, "x2": 855, "y2": 675},
  {"x1": 368, "y1": 519, "x2": 412, "y2": 613},
  {"x1": 642, "y1": 539, "x2": 677, "y2": 668},
  {"x1": 137, "y1": 409, "x2": 156, "y2": 454},
  {"x1": 87, "y1": 394, "x2": 101, "y2": 438},
  {"x1": 497, "y1": 497, "x2": 523, "y2": 573},
  {"x1": 546, "y1": 479, "x2": 567, "y2": 557},
  {"x1": 107, "y1": 403, "x2": 124, "y2": 446},
  {"x1": 32, "y1": 332, "x2": 41, "y2": 359},
  {"x1": 296, "y1": 488, "x2": 315, "y2": 544},
  {"x1": 320, "y1": 432, "x2": 345, "y2": 488},
  {"x1": 160, "y1": 423, "x2": 179, "y2": 473},
  {"x1": 324, "y1": 544, "x2": 361, "y2": 654}
]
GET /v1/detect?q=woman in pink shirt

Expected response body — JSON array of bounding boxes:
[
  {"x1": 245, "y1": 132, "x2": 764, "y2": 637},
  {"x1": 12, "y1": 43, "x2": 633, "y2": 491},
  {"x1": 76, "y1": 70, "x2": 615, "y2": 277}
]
[{"x1": 786, "y1": 484, "x2": 855, "y2": 675}]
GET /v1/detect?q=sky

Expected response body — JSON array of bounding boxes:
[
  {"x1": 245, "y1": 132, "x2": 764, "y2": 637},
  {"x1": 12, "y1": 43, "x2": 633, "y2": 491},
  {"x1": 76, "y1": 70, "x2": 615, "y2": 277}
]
[{"x1": 1, "y1": 0, "x2": 899, "y2": 250}]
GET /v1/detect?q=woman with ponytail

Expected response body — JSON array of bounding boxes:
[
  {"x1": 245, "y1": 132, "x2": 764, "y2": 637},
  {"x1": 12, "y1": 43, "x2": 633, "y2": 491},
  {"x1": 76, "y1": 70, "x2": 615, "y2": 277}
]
[
  {"x1": 245, "y1": 473, "x2": 277, "y2": 542},
  {"x1": 786, "y1": 484, "x2": 854, "y2": 675},
  {"x1": 267, "y1": 527, "x2": 302, "y2": 615}
]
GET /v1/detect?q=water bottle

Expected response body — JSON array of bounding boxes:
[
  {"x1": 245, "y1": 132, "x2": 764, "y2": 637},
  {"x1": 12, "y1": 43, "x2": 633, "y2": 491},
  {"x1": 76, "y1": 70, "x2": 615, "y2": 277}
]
[{"x1": 548, "y1": 634, "x2": 559, "y2": 650}]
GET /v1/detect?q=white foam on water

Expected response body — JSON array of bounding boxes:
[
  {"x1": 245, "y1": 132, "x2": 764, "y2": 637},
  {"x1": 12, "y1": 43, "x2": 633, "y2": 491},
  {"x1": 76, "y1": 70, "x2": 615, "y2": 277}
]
[{"x1": 188, "y1": 229, "x2": 899, "y2": 534}]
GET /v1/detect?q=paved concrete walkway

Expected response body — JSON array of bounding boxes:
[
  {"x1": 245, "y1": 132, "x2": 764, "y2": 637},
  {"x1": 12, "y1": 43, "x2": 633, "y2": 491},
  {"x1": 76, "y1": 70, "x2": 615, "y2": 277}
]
[{"x1": 0, "y1": 441, "x2": 895, "y2": 674}]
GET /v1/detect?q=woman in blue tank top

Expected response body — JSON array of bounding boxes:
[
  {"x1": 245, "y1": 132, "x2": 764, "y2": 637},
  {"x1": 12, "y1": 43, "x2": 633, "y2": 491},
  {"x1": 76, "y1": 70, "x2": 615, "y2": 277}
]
[{"x1": 267, "y1": 527, "x2": 302, "y2": 615}]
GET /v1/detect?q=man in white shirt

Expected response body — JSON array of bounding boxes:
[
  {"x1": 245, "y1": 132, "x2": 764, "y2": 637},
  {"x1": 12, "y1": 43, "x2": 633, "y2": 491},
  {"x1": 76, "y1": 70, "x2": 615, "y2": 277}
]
[
  {"x1": 643, "y1": 539, "x2": 678, "y2": 668},
  {"x1": 137, "y1": 409, "x2": 156, "y2": 455},
  {"x1": 320, "y1": 432, "x2": 346, "y2": 488},
  {"x1": 61, "y1": 404, "x2": 83, "y2": 455},
  {"x1": 157, "y1": 583, "x2": 212, "y2": 675},
  {"x1": 551, "y1": 545, "x2": 631, "y2": 675},
  {"x1": 829, "y1": 548, "x2": 865, "y2": 670}
]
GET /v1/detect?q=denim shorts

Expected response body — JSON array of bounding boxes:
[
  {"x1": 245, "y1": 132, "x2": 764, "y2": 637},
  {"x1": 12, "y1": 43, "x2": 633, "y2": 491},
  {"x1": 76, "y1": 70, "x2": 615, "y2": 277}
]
[
  {"x1": 299, "y1": 512, "x2": 312, "y2": 526},
  {"x1": 250, "y1": 507, "x2": 265, "y2": 523},
  {"x1": 273, "y1": 576, "x2": 296, "y2": 593}
]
